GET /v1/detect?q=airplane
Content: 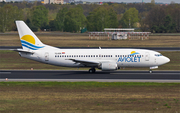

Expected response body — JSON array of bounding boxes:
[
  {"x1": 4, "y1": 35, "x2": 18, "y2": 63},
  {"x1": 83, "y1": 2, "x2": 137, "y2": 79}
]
[{"x1": 14, "y1": 21, "x2": 170, "y2": 73}]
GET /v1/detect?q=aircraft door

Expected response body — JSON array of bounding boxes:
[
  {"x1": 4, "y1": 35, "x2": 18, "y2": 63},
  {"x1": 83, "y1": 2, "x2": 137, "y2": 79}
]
[
  {"x1": 145, "y1": 52, "x2": 150, "y2": 61},
  {"x1": 45, "y1": 52, "x2": 49, "y2": 61},
  {"x1": 98, "y1": 54, "x2": 102, "y2": 60}
]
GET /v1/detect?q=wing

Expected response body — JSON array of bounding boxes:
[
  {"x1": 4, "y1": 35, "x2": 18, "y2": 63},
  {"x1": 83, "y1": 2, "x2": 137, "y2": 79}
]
[{"x1": 68, "y1": 59, "x2": 100, "y2": 67}]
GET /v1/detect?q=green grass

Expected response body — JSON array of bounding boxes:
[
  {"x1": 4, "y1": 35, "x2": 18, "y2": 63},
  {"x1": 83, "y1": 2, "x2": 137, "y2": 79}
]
[
  {"x1": 0, "y1": 82, "x2": 179, "y2": 88},
  {"x1": 0, "y1": 34, "x2": 180, "y2": 47},
  {"x1": 0, "y1": 82, "x2": 179, "y2": 113}
]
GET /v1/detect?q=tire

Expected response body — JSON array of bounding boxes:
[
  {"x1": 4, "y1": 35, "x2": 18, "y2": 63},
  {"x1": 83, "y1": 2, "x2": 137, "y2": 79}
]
[
  {"x1": 89, "y1": 69, "x2": 93, "y2": 73},
  {"x1": 89, "y1": 68, "x2": 96, "y2": 73},
  {"x1": 149, "y1": 70, "x2": 152, "y2": 73}
]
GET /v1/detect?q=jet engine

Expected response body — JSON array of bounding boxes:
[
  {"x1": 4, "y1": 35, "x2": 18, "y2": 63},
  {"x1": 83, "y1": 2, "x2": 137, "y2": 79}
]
[{"x1": 99, "y1": 62, "x2": 118, "y2": 71}]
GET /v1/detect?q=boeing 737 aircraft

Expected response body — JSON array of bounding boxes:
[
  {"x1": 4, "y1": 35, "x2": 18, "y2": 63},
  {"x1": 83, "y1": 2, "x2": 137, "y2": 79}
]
[{"x1": 15, "y1": 21, "x2": 170, "y2": 73}]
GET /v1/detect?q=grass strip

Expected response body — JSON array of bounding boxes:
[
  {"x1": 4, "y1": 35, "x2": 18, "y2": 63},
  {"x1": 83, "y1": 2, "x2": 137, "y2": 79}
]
[
  {"x1": 0, "y1": 82, "x2": 179, "y2": 88},
  {"x1": 0, "y1": 82, "x2": 179, "y2": 112},
  {"x1": 0, "y1": 35, "x2": 180, "y2": 47}
]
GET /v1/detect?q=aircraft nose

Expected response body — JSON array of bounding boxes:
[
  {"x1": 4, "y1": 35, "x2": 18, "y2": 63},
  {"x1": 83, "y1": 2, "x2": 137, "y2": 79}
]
[{"x1": 164, "y1": 56, "x2": 170, "y2": 64}]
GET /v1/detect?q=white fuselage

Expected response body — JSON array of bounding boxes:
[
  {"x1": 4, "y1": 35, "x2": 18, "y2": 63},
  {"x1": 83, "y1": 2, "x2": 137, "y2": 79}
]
[{"x1": 19, "y1": 45, "x2": 170, "y2": 69}]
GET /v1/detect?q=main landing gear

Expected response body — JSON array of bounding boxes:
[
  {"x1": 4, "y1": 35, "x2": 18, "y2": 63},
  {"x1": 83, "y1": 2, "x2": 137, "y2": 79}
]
[{"x1": 89, "y1": 68, "x2": 96, "y2": 73}]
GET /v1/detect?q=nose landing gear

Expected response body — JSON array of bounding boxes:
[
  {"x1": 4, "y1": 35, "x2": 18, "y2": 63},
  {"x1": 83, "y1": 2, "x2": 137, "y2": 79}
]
[{"x1": 149, "y1": 69, "x2": 152, "y2": 73}]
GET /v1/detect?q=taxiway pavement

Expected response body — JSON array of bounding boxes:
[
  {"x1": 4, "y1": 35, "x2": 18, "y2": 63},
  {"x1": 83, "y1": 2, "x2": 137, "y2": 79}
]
[{"x1": 0, "y1": 70, "x2": 179, "y2": 82}]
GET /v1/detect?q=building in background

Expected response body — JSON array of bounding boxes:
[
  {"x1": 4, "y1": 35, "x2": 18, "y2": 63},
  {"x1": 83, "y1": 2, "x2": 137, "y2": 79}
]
[
  {"x1": 89, "y1": 28, "x2": 151, "y2": 40},
  {"x1": 54, "y1": 0, "x2": 63, "y2": 4},
  {"x1": 64, "y1": 0, "x2": 68, "y2": 3},
  {"x1": 63, "y1": 0, "x2": 74, "y2": 4},
  {"x1": 69, "y1": 0, "x2": 74, "y2": 3},
  {"x1": 43, "y1": 0, "x2": 63, "y2": 4}
]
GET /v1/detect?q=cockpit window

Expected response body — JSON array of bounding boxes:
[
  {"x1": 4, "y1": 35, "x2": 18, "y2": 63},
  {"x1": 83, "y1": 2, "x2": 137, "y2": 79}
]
[{"x1": 155, "y1": 54, "x2": 162, "y2": 57}]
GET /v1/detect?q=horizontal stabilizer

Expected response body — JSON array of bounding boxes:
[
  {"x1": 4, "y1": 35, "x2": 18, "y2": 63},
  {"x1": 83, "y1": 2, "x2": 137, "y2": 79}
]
[{"x1": 13, "y1": 49, "x2": 34, "y2": 54}]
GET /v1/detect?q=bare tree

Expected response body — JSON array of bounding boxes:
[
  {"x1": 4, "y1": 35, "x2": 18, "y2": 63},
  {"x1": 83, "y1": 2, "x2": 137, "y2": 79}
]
[{"x1": 146, "y1": 6, "x2": 167, "y2": 32}]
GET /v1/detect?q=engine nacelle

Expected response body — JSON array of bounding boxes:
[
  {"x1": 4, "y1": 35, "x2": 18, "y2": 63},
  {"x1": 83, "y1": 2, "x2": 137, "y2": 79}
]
[{"x1": 99, "y1": 62, "x2": 118, "y2": 71}]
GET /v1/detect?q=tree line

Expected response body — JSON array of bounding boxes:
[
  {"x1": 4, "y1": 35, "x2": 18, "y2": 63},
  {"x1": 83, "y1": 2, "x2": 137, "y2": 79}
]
[{"x1": 0, "y1": 2, "x2": 180, "y2": 33}]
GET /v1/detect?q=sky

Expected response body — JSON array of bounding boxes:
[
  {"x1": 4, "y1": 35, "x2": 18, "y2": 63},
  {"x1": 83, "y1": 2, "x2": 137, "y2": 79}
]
[{"x1": 87, "y1": 0, "x2": 180, "y2": 4}]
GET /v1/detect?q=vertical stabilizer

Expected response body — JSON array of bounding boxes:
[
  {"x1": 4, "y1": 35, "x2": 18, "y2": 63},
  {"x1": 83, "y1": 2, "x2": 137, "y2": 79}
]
[{"x1": 16, "y1": 21, "x2": 44, "y2": 50}]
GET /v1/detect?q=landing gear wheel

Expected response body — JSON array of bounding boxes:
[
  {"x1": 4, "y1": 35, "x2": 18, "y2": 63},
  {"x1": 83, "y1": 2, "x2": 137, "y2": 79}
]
[
  {"x1": 149, "y1": 70, "x2": 152, "y2": 73},
  {"x1": 89, "y1": 68, "x2": 96, "y2": 73},
  {"x1": 89, "y1": 69, "x2": 93, "y2": 73}
]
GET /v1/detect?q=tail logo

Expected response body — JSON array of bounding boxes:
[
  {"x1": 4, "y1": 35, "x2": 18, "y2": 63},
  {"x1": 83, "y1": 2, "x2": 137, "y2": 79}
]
[{"x1": 21, "y1": 35, "x2": 44, "y2": 50}]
